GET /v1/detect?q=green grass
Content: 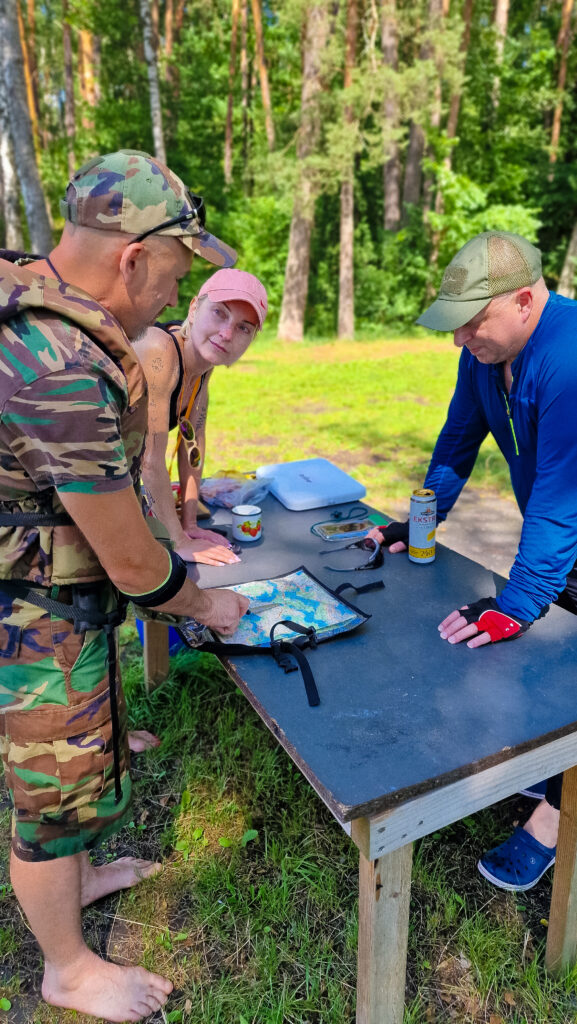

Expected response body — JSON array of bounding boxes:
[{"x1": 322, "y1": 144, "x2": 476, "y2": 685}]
[
  {"x1": 205, "y1": 333, "x2": 514, "y2": 515},
  {"x1": 0, "y1": 336, "x2": 560, "y2": 1023},
  {"x1": 3, "y1": 643, "x2": 574, "y2": 1023}
]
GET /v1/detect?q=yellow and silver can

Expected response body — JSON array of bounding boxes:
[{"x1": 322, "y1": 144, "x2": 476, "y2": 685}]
[{"x1": 409, "y1": 489, "x2": 436, "y2": 564}]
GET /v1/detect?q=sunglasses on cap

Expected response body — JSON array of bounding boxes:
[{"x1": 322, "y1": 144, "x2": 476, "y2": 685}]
[
  {"x1": 132, "y1": 191, "x2": 205, "y2": 244},
  {"x1": 179, "y1": 417, "x2": 202, "y2": 468}
]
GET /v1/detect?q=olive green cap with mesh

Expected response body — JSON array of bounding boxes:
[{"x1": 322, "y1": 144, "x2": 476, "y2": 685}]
[{"x1": 416, "y1": 231, "x2": 542, "y2": 332}]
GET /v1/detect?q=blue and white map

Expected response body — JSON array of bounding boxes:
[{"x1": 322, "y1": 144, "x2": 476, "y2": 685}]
[{"x1": 180, "y1": 568, "x2": 369, "y2": 648}]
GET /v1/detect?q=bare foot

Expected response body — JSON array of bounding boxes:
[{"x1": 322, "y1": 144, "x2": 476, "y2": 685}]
[
  {"x1": 128, "y1": 729, "x2": 161, "y2": 753},
  {"x1": 523, "y1": 798, "x2": 560, "y2": 848},
  {"x1": 81, "y1": 856, "x2": 162, "y2": 907},
  {"x1": 43, "y1": 948, "x2": 172, "y2": 1022}
]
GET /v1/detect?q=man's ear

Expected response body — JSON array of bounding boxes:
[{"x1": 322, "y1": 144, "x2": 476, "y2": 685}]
[
  {"x1": 119, "y1": 241, "x2": 147, "y2": 290},
  {"x1": 516, "y1": 287, "x2": 533, "y2": 323}
]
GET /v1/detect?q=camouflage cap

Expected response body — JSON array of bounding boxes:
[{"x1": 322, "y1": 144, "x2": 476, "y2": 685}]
[
  {"x1": 59, "y1": 150, "x2": 237, "y2": 268},
  {"x1": 416, "y1": 231, "x2": 542, "y2": 332}
]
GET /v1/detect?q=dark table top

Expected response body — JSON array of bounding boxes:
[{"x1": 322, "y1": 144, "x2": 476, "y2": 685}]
[{"x1": 189, "y1": 496, "x2": 577, "y2": 822}]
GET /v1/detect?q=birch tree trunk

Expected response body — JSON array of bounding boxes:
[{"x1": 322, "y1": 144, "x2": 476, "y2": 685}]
[
  {"x1": 558, "y1": 219, "x2": 577, "y2": 298},
  {"x1": 550, "y1": 0, "x2": 574, "y2": 167},
  {"x1": 139, "y1": 0, "x2": 167, "y2": 164},
  {"x1": 0, "y1": 64, "x2": 23, "y2": 249},
  {"x1": 225, "y1": 0, "x2": 241, "y2": 184},
  {"x1": 278, "y1": 1, "x2": 330, "y2": 341},
  {"x1": 0, "y1": 0, "x2": 51, "y2": 252},
  {"x1": 338, "y1": 0, "x2": 358, "y2": 339},
  {"x1": 62, "y1": 0, "x2": 76, "y2": 178},
  {"x1": 251, "y1": 0, "x2": 275, "y2": 150},
  {"x1": 382, "y1": 0, "x2": 400, "y2": 231}
]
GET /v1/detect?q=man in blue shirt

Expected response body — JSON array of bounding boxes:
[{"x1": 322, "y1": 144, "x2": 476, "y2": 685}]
[{"x1": 377, "y1": 230, "x2": 577, "y2": 891}]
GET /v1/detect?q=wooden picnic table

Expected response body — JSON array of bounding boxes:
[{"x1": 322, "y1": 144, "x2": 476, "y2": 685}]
[{"x1": 142, "y1": 495, "x2": 577, "y2": 1023}]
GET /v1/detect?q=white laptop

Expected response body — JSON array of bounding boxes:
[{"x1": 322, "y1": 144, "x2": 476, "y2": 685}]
[{"x1": 256, "y1": 457, "x2": 366, "y2": 511}]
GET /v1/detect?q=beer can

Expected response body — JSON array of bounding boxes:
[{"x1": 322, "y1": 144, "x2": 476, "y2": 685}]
[{"x1": 409, "y1": 489, "x2": 437, "y2": 564}]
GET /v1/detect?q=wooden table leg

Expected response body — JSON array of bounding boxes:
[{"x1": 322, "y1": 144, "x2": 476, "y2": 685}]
[
  {"x1": 356, "y1": 841, "x2": 413, "y2": 1024},
  {"x1": 546, "y1": 764, "x2": 577, "y2": 972},
  {"x1": 142, "y1": 619, "x2": 170, "y2": 693}
]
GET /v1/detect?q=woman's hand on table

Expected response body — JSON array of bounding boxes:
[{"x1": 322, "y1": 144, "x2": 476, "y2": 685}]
[{"x1": 175, "y1": 532, "x2": 240, "y2": 566}]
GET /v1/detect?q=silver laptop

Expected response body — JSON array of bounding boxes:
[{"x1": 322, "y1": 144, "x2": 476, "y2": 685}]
[{"x1": 256, "y1": 458, "x2": 366, "y2": 511}]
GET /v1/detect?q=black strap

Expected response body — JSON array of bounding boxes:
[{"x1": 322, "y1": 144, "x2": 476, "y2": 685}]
[
  {"x1": 334, "y1": 580, "x2": 385, "y2": 597},
  {"x1": 0, "y1": 510, "x2": 73, "y2": 526},
  {"x1": 193, "y1": 623, "x2": 321, "y2": 708},
  {"x1": 273, "y1": 639, "x2": 320, "y2": 706}
]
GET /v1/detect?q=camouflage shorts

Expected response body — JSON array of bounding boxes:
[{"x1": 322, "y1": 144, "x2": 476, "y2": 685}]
[{"x1": 0, "y1": 588, "x2": 132, "y2": 861}]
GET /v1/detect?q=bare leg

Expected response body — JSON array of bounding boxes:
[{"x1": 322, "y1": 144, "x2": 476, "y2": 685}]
[
  {"x1": 128, "y1": 729, "x2": 161, "y2": 752},
  {"x1": 10, "y1": 850, "x2": 172, "y2": 1022},
  {"x1": 79, "y1": 851, "x2": 162, "y2": 907},
  {"x1": 524, "y1": 799, "x2": 560, "y2": 848}
]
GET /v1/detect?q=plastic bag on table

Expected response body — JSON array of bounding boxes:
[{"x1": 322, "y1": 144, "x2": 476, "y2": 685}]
[{"x1": 200, "y1": 471, "x2": 271, "y2": 509}]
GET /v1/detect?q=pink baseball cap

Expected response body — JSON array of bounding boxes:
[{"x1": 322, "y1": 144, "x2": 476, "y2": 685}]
[{"x1": 198, "y1": 269, "x2": 268, "y2": 329}]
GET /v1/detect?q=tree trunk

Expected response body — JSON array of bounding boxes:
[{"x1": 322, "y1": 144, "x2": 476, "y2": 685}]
[
  {"x1": 0, "y1": 0, "x2": 51, "y2": 252},
  {"x1": 402, "y1": 121, "x2": 425, "y2": 212},
  {"x1": 493, "y1": 0, "x2": 509, "y2": 107},
  {"x1": 251, "y1": 0, "x2": 275, "y2": 150},
  {"x1": 338, "y1": 0, "x2": 358, "y2": 339},
  {"x1": 78, "y1": 29, "x2": 97, "y2": 130},
  {"x1": 16, "y1": 0, "x2": 38, "y2": 150},
  {"x1": 401, "y1": 0, "x2": 442, "y2": 218},
  {"x1": 421, "y1": 0, "x2": 444, "y2": 213},
  {"x1": 381, "y1": 0, "x2": 401, "y2": 231},
  {"x1": 25, "y1": 0, "x2": 42, "y2": 143},
  {"x1": 151, "y1": 0, "x2": 159, "y2": 43},
  {"x1": 550, "y1": 0, "x2": 574, "y2": 167},
  {"x1": 164, "y1": 0, "x2": 174, "y2": 80},
  {"x1": 445, "y1": 0, "x2": 474, "y2": 154},
  {"x1": 278, "y1": 1, "x2": 330, "y2": 341},
  {"x1": 175, "y1": 0, "x2": 185, "y2": 34},
  {"x1": 139, "y1": 0, "x2": 167, "y2": 164},
  {"x1": 225, "y1": 0, "x2": 241, "y2": 185},
  {"x1": 241, "y1": 0, "x2": 251, "y2": 172},
  {"x1": 62, "y1": 0, "x2": 76, "y2": 179},
  {"x1": 0, "y1": 61, "x2": 23, "y2": 249},
  {"x1": 558, "y1": 220, "x2": 577, "y2": 298}
]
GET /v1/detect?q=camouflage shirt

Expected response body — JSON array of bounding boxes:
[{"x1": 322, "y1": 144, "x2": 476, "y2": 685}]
[{"x1": 0, "y1": 258, "x2": 148, "y2": 585}]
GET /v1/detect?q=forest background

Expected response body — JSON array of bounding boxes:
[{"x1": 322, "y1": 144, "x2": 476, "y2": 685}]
[{"x1": 1, "y1": 0, "x2": 577, "y2": 340}]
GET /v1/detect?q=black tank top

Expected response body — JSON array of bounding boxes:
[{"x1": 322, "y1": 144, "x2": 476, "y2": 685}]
[{"x1": 155, "y1": 321, "x2": 185, "y2": 431}]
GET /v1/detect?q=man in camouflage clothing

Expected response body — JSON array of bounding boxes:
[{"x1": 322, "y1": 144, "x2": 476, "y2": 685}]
[{"x1": 0, "y1": 150, "x2": 248, "y2": 1022}]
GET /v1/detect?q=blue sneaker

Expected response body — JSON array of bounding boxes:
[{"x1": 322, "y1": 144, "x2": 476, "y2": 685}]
[
  {"x1": 519, "y1": 779, "x2": 548, "y2": 799},
  {"x1": 477, "y1": 826, "x2": 556, "y2": 891}
]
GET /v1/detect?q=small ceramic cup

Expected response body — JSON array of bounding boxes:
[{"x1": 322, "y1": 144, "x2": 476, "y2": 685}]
[{"x1": 231, "y1": 504, "x2": 262, "y2": 542}]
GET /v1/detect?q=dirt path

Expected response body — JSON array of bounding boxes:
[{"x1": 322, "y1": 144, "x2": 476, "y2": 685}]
[
  {"x1": 435, "y1": 488, "x2": 523, "y2": 577},
  {"x1": 388, "y1": 487, "x2": 523, "y2": 578}
]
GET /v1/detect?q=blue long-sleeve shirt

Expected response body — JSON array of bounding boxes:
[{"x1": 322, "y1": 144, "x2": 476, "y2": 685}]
[{"x1": 424, "y1": 291, "x2": 577, "y2": 622}]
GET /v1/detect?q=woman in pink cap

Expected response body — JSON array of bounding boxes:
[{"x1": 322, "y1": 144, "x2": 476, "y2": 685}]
[{"x1": 135, "y1": 268, "x2": 268, "y2": 566}]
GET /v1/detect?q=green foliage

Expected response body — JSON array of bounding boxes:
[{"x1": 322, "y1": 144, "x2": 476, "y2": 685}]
[{"x1": 17, "y1": 0, "x2": 577, "y2": 330}]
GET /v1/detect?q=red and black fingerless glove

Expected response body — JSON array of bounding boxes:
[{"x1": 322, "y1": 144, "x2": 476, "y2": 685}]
[
  {"x1": 460, "y1": 596, "x2": 530, "y2": 643},
  {"x1": 375, "y1": 520, "x2": 409, "y2": 547}
]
